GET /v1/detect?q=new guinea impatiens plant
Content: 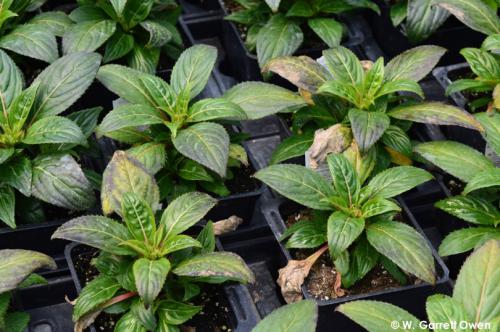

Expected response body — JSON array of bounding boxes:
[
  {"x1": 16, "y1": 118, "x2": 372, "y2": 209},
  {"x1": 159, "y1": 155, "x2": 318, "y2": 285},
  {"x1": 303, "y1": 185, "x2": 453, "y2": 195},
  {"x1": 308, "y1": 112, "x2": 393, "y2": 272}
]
[
  {"x1": 64, "y1": 0, "x2": 183, "y2": 73},
  {"x1": 414, "y1": 141, "x2": 500, "y2": 257},
  {"x1": 95, "y1": 44, "x2": 258, "y2": 199},
  {"x1": 0, "y1": 0, "x2": 71, "y2": 64},
  {"x1": 0, "y1": 52, "x2": 102, "y2": 228},
  {"x1": 337, "y1": 239, "x2": 499, "y2": 332},
  {"x1": 251, "y1": 299, "x2": 318, "y2": 332},
  {"x1": 223, "y1": 0, "x2": 379, "y2": 70},
  {"x1": 52, "y1": 150, "x2": 255, "y2": 331},
  {"x1": 446, "y1": 34, "x2": 500, "y2": 112},
  {"x1": 227, "y1": 45, "x2": 484, "y2": 168},
  {"x1": 255, "y1": 154, "x2": 436, "y2": 301},
  {"x1": 0, "y1": 249, "x2": 57, "y2": 332}
]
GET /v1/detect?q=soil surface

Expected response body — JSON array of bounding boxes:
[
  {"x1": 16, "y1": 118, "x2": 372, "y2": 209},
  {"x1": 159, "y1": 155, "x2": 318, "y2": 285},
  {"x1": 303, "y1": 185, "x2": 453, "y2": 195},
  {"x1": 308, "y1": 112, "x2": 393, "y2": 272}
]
[
  {"x1": 448, "y1": 67, "x2": 490, "y2": 113},
  {"x1": 72, "y1": 245, "x2": 233, "y2": 332},
  {"x1": 225, "y1": 163, "x2": 260, "y2": 194},
  {"x1": 442, "y1": 175, "x2": 465, "y2": 196},
  {"x1": 284, "y1": 209, "x2": 417, "y2": 301}
]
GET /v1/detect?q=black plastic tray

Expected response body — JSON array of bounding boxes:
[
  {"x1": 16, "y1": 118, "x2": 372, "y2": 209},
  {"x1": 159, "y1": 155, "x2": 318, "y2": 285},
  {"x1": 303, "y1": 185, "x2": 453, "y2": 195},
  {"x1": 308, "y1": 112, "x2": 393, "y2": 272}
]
[
  {"x1": 179, "y1": 0, "x2": 224, "y2": 20},
  {"x1": 261, "y1": 198, "x2": 451, "y2": 330}
]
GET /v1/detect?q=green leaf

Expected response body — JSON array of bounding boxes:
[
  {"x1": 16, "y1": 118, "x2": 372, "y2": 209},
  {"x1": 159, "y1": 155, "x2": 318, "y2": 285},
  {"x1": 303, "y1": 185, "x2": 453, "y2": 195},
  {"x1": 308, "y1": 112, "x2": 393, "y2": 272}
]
[
  {"x1": 102, "y1": 151, "x2": 160, "y2": 215},
  {"x1": 376, "y1": 79, "x2": 424, "y2": 98},
  {"x1": 252, "y1": 300, "x2": 317, "y2": 332},
  {"x1": 0, "y1": 156, "x2": 31, "y2": 196},
  {"x1": 317, "y1": 80, "x2": 361, "y2": 105},
  {"x1": 131, "y1": 301, "x2": 156, "y2": 331},
  {"x1": 406, "y1": 0, "x2": 449, "y2": 43},
  {"x1": 67, "y1": 106, "x2": 102, "y2": 139},
  {"x1": 173, "y1": 252, "x2": 255, "y2": 284},
  {"x1": 0, "y1": 249, "x2": 56, "y2": 294},
  {"x1": 0, "y1": 24, "x2": 58, "y2": 63},
  {"x1": 390, "y1": 1, "x2": 407, "y2": 26},
  {"x1": 414, "y1": 141, "x2": 494, "y2": 182},
  {"x1": 197, "y1": 222, "x2": 215, "y2": 254},
  {"x1": 308, "y1": 18, "x2": 342, "y2": 48},
  {"x1": 31, "y1": 52, "x2": 101, "y2": 120},
  {"x1": 363, "y1": 58, "x2": 385, "y2": 99},
  {"x1": 133, "y1": 258, "x2": 170, "y2": 305},
  {"x1": 63, "y1": 20, "x2": 115, "y2": 54},
  {"x1": 284, "y1": 220, "x2": 327, "y2": 249},
  {"x1": 262, "y1": 55, "x2": 330, "y2": 93},
  {"x1": 171, "y1": 44, "x2": 217, "y2": 98},
  {"x1": 97, "y1": 104, "x2": 165, "y2": 137},
  {"x1": 0, "y1": 148, "x2": 14, "y2": 164},
  {"x1": 453, "y1": 240, "x2": 500, "y2": 325},
  {"x1": 436, "y1": 196, "x2": 499, "y2": 226},
  {"x1": 157, "y1": 300, "x2": 201, "y2": 325},
  {"x1": 256, "y1": 14, "x2": 303, "y2": 68},
  {"x1": 439, "y1": 227, "x2": 500, "y2": 256},
  {"x1": 327, "y1": 211, "x2": 364, "y2": 258},
  {"x1": 29, "y1": 11, "x2": 72, "y2": 36},
  {"x1": 435, "y1": 0, "x2": 500, "y2": 36},
  {"x1": 327, "y1": 154, "x2": 360, "y2": 205},
  {"x1": 122, "y1": 0, "x2": 154, "y2": 30},
  {"x1": 460, "y1": 48, "x2": 500, "y2": 80},
  {"x1": 177, "y1": 159, "x2": 213, "y2": 182},
  {"x1": 138, "y1": 75, "x2": 175, "y2": 110},
  {"x1": 4, "y1": 312, "x2": 30, "y2": 332},
  {"x1": 254, "y1": 164, "x2": 335, "y2": 210},
  {"x1": 362, "y1": 197, "x2": 401, "y2": 218},
  {"x1": 381, "y1": 125, "x2": 412, "y2": 157},
  {"x1": 463, "y1": 168, "x2": 500, "y2": 195},
  {"x1": 23, "y1": 116, "x2": 85, "y2": 145},
  {"x1": 426, "y1": 294, "x2": 472, "y2": 332},
  {"x1": 323, "y1": 46, "x2": 363, "y2": 86},
  {"x1": 73, "y1": 276, "x2": 121, "y2": 320},
  {"x1": 361, "y1": 166, "x2": 433, "y2": 201},
  {"x1": 0, "y1": 186, "x2": 15, "y2": 228},
  {"x1": 121, "y1": 192, "x2": 156, "y2": 243},
  {"x1": 270, "y1": 133, "x2": 313, "y2": 165},
  {"x1": 69, "y1": 5, "x2": 108, "y2": 22},
  {"x1": 173, "y1": 122, "x2": 229, "y2": 177},
  {"x1": 0, "y1": 49, "x2": 23, "y2": 107},
  {"x1": 109, "y1": 0, "x2": 127, "y2": 16},
  {"x1": 264, "y1": 0, "x2": 280, "y2": 11},
  {"x1": 161, "y1": 235, "x2": 202, "y2": 255},
  {"x1": 476, "y1": 112, "x2": 500, "y2": 156},
  {"x1": 160, "y1": 191, "x2": 216, "y2": 240},
  {"x1": 140, "y1": 20, "x2": 172, "y2": 48},
  {"x1": 97, "y1": 64, "x2": 157, "y2": 106},
  {"x1": 187, "y1": 98, "x2": 247, "y2": 122},
  {"x1": 446, "y1": 78, "x2": 493, "y2": 95},
  {"x1": 342, "y1": 237, "x2": 379, "y2": 288},
  {"x1": 114, "y1": 311, "x2": 148, "y2": 332},
  {"x1": 385, "y1": 45, "x2": 446, "y2": 82},
  {"x1": 127, "y1": 142, "x2": 166, "y2": 175},
  {"x1": 337, "y1": 300, "x2": 427, "y2": 332},
  {"x1": 103, "y1": 30, "x2": 134, "y2": 63},
  {"x1": 349, "y1": 109, "x2": 390, "y2": 152},
  {"x1": 388, "y1": 102, "x2": 483, "y2": 131},
  {"x1": 32, "y1": 153, "x2": 95, "y2": 210},
  {"x1": 52, "y1": 215, "x2": 134, "y2": 255},
  {"x1": 224, "y1": 82, "x2": 306, "y2": 119},
  {"x1": 482, "y1": 33, "x2": 500, "y2": 51},
  {"x1": 367, "y1": 220, "x2": 435, "y2": 284},
  {"x1": 127, "y1": 44, "x2": 159, "y2": 74}
]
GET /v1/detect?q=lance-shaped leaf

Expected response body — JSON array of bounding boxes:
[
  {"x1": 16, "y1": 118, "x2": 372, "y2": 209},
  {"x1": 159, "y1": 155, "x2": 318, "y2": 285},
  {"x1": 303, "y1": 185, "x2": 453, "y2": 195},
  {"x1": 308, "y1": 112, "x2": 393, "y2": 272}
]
[
  {"x1": 63, "y1": 20, "x2": 116, "y2": 54},
  {"x1": 405, "y1": 0, "x2": 449, "y2": 44},
  {"x1": 367, "y1": 220, "x2": 436, "y2": 284},
  {"x1": 187, "y1": 98, "x2": 247, "y2": 122},
  {"x1": 133, "y1": 258, "x2": 170, "y2": 305},
  {"x1": 138, "y1": 75, "x2": 175, "y2": 111},
  {"x1": 328, "y1": 211, "x2": 364, "y2": 258},
  {"x1": 262, "y1": 56, "x2": 330, "y2": 93},
  {"x1": 140, "y1": 20, "x2": 172, "y2": 48},
  {"x1": 264, "y1": 0, "x2": 280, "y2": 11},
  {"x1": 388, "y1": 102, "x2": 483, "y2": 131},
  {"x1": 96, "y1": 104, "x2": 165, "y2": 137},
  {"x1": 0, "y1": 24, "x2": 58, "y2": 63},
  {"x1": 122, "y1": 0, "x2": 154, "y2": 30},
  {"x1": 375, "y1": 79, "x2": 424, "y2": 98},
  {"x1": 0, "y1": 249, "x2": 56, "y2": 293},
  {"x1": 161, "y1": 235, "x2": 202, "y2": 256},
  {"x1": 7, "y1": 81, "x2": 39, "y2": 133},
  {"x1": 436, "y1": 196, "x2": 498, "y2": 226},
  {"x1": 103, "y1": 30, "x2": 134, "y2": 63},
  {"x1": 463, "y1": 168, "x2": 500, "y2": 195},
  {"x1": 308, "y1": 18, "x2": 343, "y2": 48},
  {"x1": 476, "y1": 111, "x2": 500, "y2": 156},
  {"x1": 23, "y1": 116, "x2": 85, "y2": 145},
  {"x1": 73, "y1": 276, "x2": 121, "y2": 321},
  {"x1": 127, "y1": 44, "x2": 159, "y2": 74},
  {"x1": 439, "y1": 228, "x2": 500, "y2": 256},
  {"x1": 127, "y1": 142, "x2": 166, "y2": 175},
  {"x1": 414, "y1": 141, "x2": 494, "y2": 182},
  {"x1": 323, "y1": 46, "x2": 364, "y2": 86},
  {"x1": 435, "y1": 0, "x2": 500, "y2": 36},
  {"x1": 270, "y1": 133, "x2": 314, "y2": 165},
  {"x1": 224, "y1": 82, "x2": 306, "y2": 119},
  {"x1": 426, "y1": 294, "x2": 472, "y2": 332},
  {"x1": 173, "y1": 252, "x2": 255, "y2": 284},
  {"x1": 173, "y1": 122, "x2": 229, "y2": 177},
  {"x1": 171, "y1": 44, "x2": 217, "y2": 98},
  {"x1": 361, "y1": 166, "x2": 433, "y2": 201},
  {"x1": 130, "y1": 301, "x2": 156, "y2": 331},
  {"x1": 32, "y1": 154, "x2": 95, "y2": 210},
  {"x1": 114, "y1": 311, "x2": 148, "y2": 332},
  {"x1": 157, "y1": 300, "x2": 202, "y2": 326},
  {"x1": 160, "y1": 191, "x2": 216, "y2": 240},
  {"x1": 0, "y1": 186, "x2": 15, "y2": 228},
  {"x1": 122, "y1": 192, "x2": 156, "y2": 243},
  {"x1": 31, "y1": 52, "x2": 102, "y2": 120},
  {"x1": 256, "y1": 15, "x2": 303, "y2": 69},
  {"x1": 0, "y1": 156, "x2": 32, "y2": 196},
  {"x1": 363, "y1": 58, "x2": 385, "y2": 99},
  {"x1": 327, "y1": 154, "x2": 360, "y2": 205},
  {"x1": 337, "y1": 301, "x2": 426, "y2": 332},
  {"x1": 52, "y1": 215, "x2": 135, "y2": 256},
  {"x1": 460, "y1": 48, "x2": 500, "y2": 81},
  {"x1": 252, "y1": 300, "x2": 318, "y2": 332},
  {"x1": 349, "y1": 109, "x2": 390, "y2": 152},
  {"x1": 67, "y1": 106, "x2": 102, "y2": 139},
  {"x1": 102, "y1": 151, "x2": 160, "y2": 215},
  {"x1": 385, "y1": 45, "x2": 446, "y2": 82},
  {"x1": 29, "y1": 11, "x2": 73, "y2": 36},
  {"x1": 0, "y1": 49, "x2": 23, "y2": 107},
  {"x1": 381, "y1": 125, "x2": 412, "y2": 157},
  {"x1": 361, "y1": 197, "x2": 401, "y2": 218},
  {"x1": 255, "y1": 164, "x2": 335, "y2": 210},
  {"x1": 453, "y1": 240, "x2": 500, "y2": 325}
]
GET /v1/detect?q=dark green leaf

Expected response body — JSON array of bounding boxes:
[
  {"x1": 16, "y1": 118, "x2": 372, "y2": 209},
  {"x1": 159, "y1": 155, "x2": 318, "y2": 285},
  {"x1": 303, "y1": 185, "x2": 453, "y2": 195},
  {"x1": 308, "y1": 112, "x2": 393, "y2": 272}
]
[
  {"x1": 97, "y1": 104, "x2": 165, "y2": 137},
  {"x1": 270, "y1": 133, "x2": 313, "y2": 165},
  {"x1": 348, "y1": 109, "x2": 390, "y2": 152},
  {"x1": 127, "y1": 44, "x2": 159, "y2": 74},
  {"x1": 361, "y1": 197, "x2": 401, "y2": 218},
  {"x1": 251, "y1": 300, "x2": 317, "y2": 332},
  {"x1": 439, "y1": 227, "x2": 500, "y2": 256},
  {"x1": 127, "y1": 142, "x2": 166, "y2": 175},
  {"x1": 157, "y1": 300, "x2": 202, "y2": 325},
  {"x1": 0, "y1": 24, "x2": 58, "y2": 63},
  {"x1": 385, "y1": 45, "x2": 446, "y2": 82},
  {"x1": 0, "y1": 49, "x2": 23, "y2": 107},
  {"x1": 436, "y1": 196, "x2": 498, "y2": 226},
  {"x1": 308, "y1": 18, "x2": 342, "y2": 48},
  {"x1": 29, "y1": 11, "x2": 72, "y2": 36},
  {"x1": 323, "y1": 46, "x2": 363, "y2": 85},
  {"x1": 406, "y1": 0, "x2": 449, "y2": 43},
  {"x1": 133, "y1": 258, "x2": 170, "y2": 305},
  {"x1": 103, "y1": 30, "x2": 134, "y2": 63},
  {"x1": 0, "y1": 186, "x2": 15, "y2": 228},
  {"x1": 463, "y1": 168, "x2": 500, "y2": 195},
  {"x1": 63, "y1": 20, "x2": 116, "y2": 54},
  {"x1": 0, "y1": 156, "x2": 32, "y2": 196},
  {"x1": 73, "y1": 276, "x2": 121, "y2": 320},
  {"x1": 140, "y1": 20, "x2": 172, "y2": 48},
  {"x1": 187, "y1": 98, "x2": 247, "y2": 122},
  {"x1": 23, "y1": 116, "x2": 85, "y2": 145},
  {"x1": 327, "y1": 211, "x2": 364, "y2": 258},
  {"x1": 475, "y1": 111, "x2": 500, "y2": 155},
  {"x1": 327, "y1": 154, "x2": 360, "y2": 205},
  {"x1": 121, "y1": 192, "x2": 156, "y2": 243}
]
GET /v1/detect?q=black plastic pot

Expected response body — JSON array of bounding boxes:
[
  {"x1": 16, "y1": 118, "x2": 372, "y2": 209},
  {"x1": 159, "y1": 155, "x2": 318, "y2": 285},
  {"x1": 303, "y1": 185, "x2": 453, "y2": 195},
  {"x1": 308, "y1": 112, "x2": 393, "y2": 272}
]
[
  {"x1": 65, "y1": 237, "x2": 260, "y2": 332},
  {"x1": 365, "y1": 0, "x2": 484, "y2": 66},
  {"x1": 432, "y1": 63, "x2": 486, "y2": 152},
  {"x1": 179, "y1": 0, "x2": 224, "y2": 20},
  {"x1": 261, "y1": 198, "x2": 451, "y2": 331}
]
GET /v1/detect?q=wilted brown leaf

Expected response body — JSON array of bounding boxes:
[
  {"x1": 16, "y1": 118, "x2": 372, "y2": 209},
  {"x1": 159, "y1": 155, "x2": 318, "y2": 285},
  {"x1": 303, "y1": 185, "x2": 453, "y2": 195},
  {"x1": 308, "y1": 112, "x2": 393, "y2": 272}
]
[
  {"x1": 308, "y1": 124, "x2": 352, "y2": 169},
  {"x1": 213, "y1": 215, "x2": 243, "y2": 235}
]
